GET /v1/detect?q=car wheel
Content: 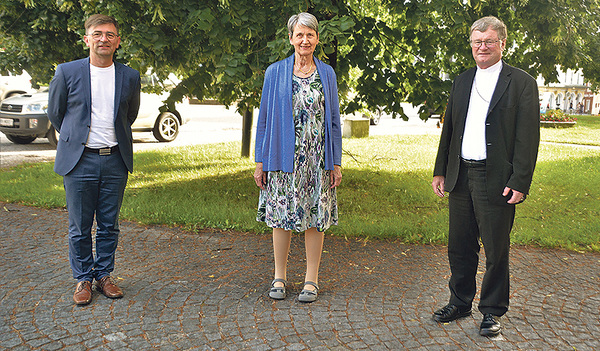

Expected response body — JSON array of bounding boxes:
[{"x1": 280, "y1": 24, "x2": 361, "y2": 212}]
[
  {"x1": 47, "y1": 126, "x2": 59, "y2": 147},
  {"x1": 370, "y1": 109, "x2": 382, "y2": 125},
  {"x1": 6, "y1": 134, "x2": 36, "y2": 144},
  {"x1": 152, "y1": 112, "x2": 180, "y2": 142}
]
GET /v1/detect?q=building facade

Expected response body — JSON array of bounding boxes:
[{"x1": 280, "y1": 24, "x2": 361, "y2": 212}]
[{"x1": 537, "y1": 68, "x2": 591, "y2": 114}]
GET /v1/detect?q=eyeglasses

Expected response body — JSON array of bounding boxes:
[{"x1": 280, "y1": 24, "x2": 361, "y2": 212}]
[
  {"x1": 88, "y1": 31, "x2": 118, "y2": 41},
  {"x1": 470, "y1": 39, "x2": 500, "y2": 48}
]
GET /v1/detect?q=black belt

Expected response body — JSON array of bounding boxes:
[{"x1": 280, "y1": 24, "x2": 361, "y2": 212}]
[
  {"x1": 84, "y1": 145, "x2": 119, "y2": 155},
  {"x1": 461, "y1": 157, "x2": 486, "y2": 166}
]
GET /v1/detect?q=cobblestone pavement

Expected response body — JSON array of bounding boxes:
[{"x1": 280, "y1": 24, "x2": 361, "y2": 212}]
[{"x1": 1, "y1": 202, "x2": 599, "y2": 350}]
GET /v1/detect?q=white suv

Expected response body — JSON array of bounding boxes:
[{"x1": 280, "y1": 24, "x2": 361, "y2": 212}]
[
  {"x1": 0, "y1": 75, "x2": 190, "y2": 146},
  {"x1": 0, "y1": 72, "x2": 35, "y2": 101}
]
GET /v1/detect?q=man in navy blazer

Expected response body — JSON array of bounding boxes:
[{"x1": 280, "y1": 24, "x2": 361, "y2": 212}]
[
  {"x1": 48, "y1": 14, "x2": 140, "y2": 305},
  {"x1": 431, "y1": 16, "x2": 540, "y2": 336}
]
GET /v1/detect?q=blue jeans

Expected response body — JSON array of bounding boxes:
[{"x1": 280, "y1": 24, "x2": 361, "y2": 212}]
[{"x1": 63, "y1": 151, "x2": 128, "y2": 282}]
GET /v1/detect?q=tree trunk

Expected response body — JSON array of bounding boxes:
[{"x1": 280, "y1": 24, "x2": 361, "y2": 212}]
[{"x1": 241, "y1": 107, "x2": 253, "y2": 157}]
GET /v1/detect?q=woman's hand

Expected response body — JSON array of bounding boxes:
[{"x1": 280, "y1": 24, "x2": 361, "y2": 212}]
[
  {"x1": 254, "y1": 163, "x2": 267, "y2": 190},
  {"x1": 330, "y1": 165, "x2": 342, "y2": 189}
]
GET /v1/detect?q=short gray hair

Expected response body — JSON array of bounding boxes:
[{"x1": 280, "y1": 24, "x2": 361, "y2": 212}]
[
  {"x1": 287, "y1": 12, "x2": 319, "y2": 36},
  {"x1": 470, "y1": 16, "x2": 507, "y2": 41}
]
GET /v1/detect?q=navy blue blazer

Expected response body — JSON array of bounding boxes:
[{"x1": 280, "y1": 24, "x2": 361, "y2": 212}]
[
  {"x1": 433, "y1": 62, "x2": 540, "y2": 204},
  {"x1": 48, "y1": 58, "x2": 141, "y2": 175}
]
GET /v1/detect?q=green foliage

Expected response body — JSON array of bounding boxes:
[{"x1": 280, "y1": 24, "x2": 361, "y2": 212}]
[
  {"x1": 1, "y1": 0, "x2": 600, "y2": 115},
  {"x1": 0, "y1": 0, "x2": 85, "y2": 87}
]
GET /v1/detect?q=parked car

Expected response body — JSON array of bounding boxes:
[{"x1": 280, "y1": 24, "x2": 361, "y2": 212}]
[
  {"x1": 0, "y1": 80, "x2": 189, "y2": 145},
  {"x1": 0, "y1": 72, "x2": 35, "y2": 101},
  {"x1": 343, "y1": 108, "x2": 382, "y2": 127},
  {"x1": 362, "y1": 108, "x2": 382, "y2": 125},
  {"x1": 0, "y1": 91, "x2": 57, "y2": 145},
  {"x1": 135, "y1": 74, "x2": 190, "y2": 142}
]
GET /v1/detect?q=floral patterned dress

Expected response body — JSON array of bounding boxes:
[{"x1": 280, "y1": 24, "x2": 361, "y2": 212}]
[{"x1": 256, "y1": 70, "x2": 338, "y2": 232}]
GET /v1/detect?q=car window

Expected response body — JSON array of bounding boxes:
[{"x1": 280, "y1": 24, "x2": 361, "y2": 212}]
[{"x1": 140, "y1": 75, "x2": 157, "y2": 89}]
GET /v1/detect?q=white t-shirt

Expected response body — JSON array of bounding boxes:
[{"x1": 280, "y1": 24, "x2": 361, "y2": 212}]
[
  {"x1": 461, "y1": 60, "x2": 503, "y2": 160},
  {"x1": 87, "y1": 63, "x2": 117, "y2": 148}
]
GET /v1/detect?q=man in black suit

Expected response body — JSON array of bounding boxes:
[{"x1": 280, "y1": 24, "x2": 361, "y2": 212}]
[
  {"x1": 431, "y1": 16, "x2": 540, "y2": 336},
  {"x1": 48, "y1": 14, "x2": 140, "y2": 305}
]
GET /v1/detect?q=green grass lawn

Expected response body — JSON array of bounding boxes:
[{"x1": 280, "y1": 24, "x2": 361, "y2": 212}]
[{"x1": 1, "y1": 128, "x2": 599, "y2": 251}]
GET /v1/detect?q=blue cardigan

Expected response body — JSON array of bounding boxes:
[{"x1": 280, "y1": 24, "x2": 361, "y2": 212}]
[{"x1": 255, "y1": 54, "x2": 342, "y2": 172}]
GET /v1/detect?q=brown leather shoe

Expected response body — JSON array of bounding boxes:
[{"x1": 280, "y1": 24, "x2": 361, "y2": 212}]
[
  {"x1": 73, "y1": 281, "x2": 93, "y2": 305},
  {"x1": 95, "y1": 276, "x2": 124, "y2": 299}
]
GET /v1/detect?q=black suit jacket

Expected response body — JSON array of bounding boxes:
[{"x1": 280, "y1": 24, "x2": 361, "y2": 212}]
[
  {"x1": 433, "y1": 61, "x2": 540, "y2": 205},
  {"x1": 48, "y1": 58, "x2": 141, "y2": 176}
]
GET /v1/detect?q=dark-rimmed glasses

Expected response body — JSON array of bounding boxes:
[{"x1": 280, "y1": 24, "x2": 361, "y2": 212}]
[
  {"x1": 470, "y1": 39, "x2": 500, "y2": 48},
  {"x1": 88, "y1": 31, "x2": 118, "y2": 41}
]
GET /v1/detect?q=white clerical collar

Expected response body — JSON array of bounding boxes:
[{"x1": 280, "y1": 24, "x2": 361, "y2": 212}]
[{"x1": 476, "y1": 60, "x2": 503, "y2": 76}]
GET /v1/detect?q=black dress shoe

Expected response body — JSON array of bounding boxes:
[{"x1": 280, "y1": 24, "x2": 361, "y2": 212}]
[
  {"x1": 432, "y1": 304, "x2": 472, "y2": 323},
  {"x1": 479, "y1": 314, "x2": 502, "y2": 337}
]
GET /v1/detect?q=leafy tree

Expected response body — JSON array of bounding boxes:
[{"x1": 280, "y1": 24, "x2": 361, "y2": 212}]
[
  {"x1": 341, "y1": 0, "x2": 600, "y2": 118},
  {"x1": 1, "y1": 0, "x2": 599, "y2": 154}
]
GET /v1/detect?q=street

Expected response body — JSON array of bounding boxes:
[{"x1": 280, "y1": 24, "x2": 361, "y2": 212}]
[{"x1": 0, "y1": 103, "x2": 440, "y2": 168}]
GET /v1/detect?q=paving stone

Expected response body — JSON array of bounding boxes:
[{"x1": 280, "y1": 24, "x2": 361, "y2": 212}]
[
  {"x1": 0, "y1": 337, "x2": 23, "y2": 349},
  {"x1": 1, "y1": 202, "x2": 599, "y2": 350}
]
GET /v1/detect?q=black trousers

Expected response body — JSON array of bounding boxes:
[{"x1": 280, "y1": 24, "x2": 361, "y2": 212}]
[{"x1": 447, "y1": 160, "x2": 515, "y2": 316}]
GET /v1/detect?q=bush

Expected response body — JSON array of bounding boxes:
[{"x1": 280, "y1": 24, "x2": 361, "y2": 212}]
[{"x1": 541, "y1": 109, "x2": 577, "y2": 122}]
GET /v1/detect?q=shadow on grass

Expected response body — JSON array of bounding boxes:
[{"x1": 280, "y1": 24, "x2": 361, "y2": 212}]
[
  {"x1": 0, "y1": 145, "x2": 599, "y2": 251},
  {"x1": 90, "y1": 149, "x2": 600, "y2": 251},
  {"x1": 122, "y1": 165, "x2": 450, "y2": 244},
  {"x1": 514, "y1": 154, "x2": 600, "y2": 251}
]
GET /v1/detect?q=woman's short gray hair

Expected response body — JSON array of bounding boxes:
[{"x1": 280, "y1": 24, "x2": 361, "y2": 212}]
[
  {"x1": 287, "y1": 12, "x2": 319, "y2": 36},
  {"x1": 470, "y1": 16, "x2": 507, "y2": 40}
]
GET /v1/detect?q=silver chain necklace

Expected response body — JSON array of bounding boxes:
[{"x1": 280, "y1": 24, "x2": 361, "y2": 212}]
[{"x1": 474, "y1": 79, "x2": 490, "y2": 104}]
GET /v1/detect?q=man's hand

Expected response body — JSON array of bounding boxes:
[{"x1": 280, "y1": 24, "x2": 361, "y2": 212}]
[
  {"x1": 432, "y1": 176, "x2": 445, "y2": 198},
  {"x1": 503, "y1": 187, "x2": 525, "y2": 204}
]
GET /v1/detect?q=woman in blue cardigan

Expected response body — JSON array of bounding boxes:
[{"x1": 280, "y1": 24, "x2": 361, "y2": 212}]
[{"x1": 253, "y1": 12, "x2": 342, "y2": 303}]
